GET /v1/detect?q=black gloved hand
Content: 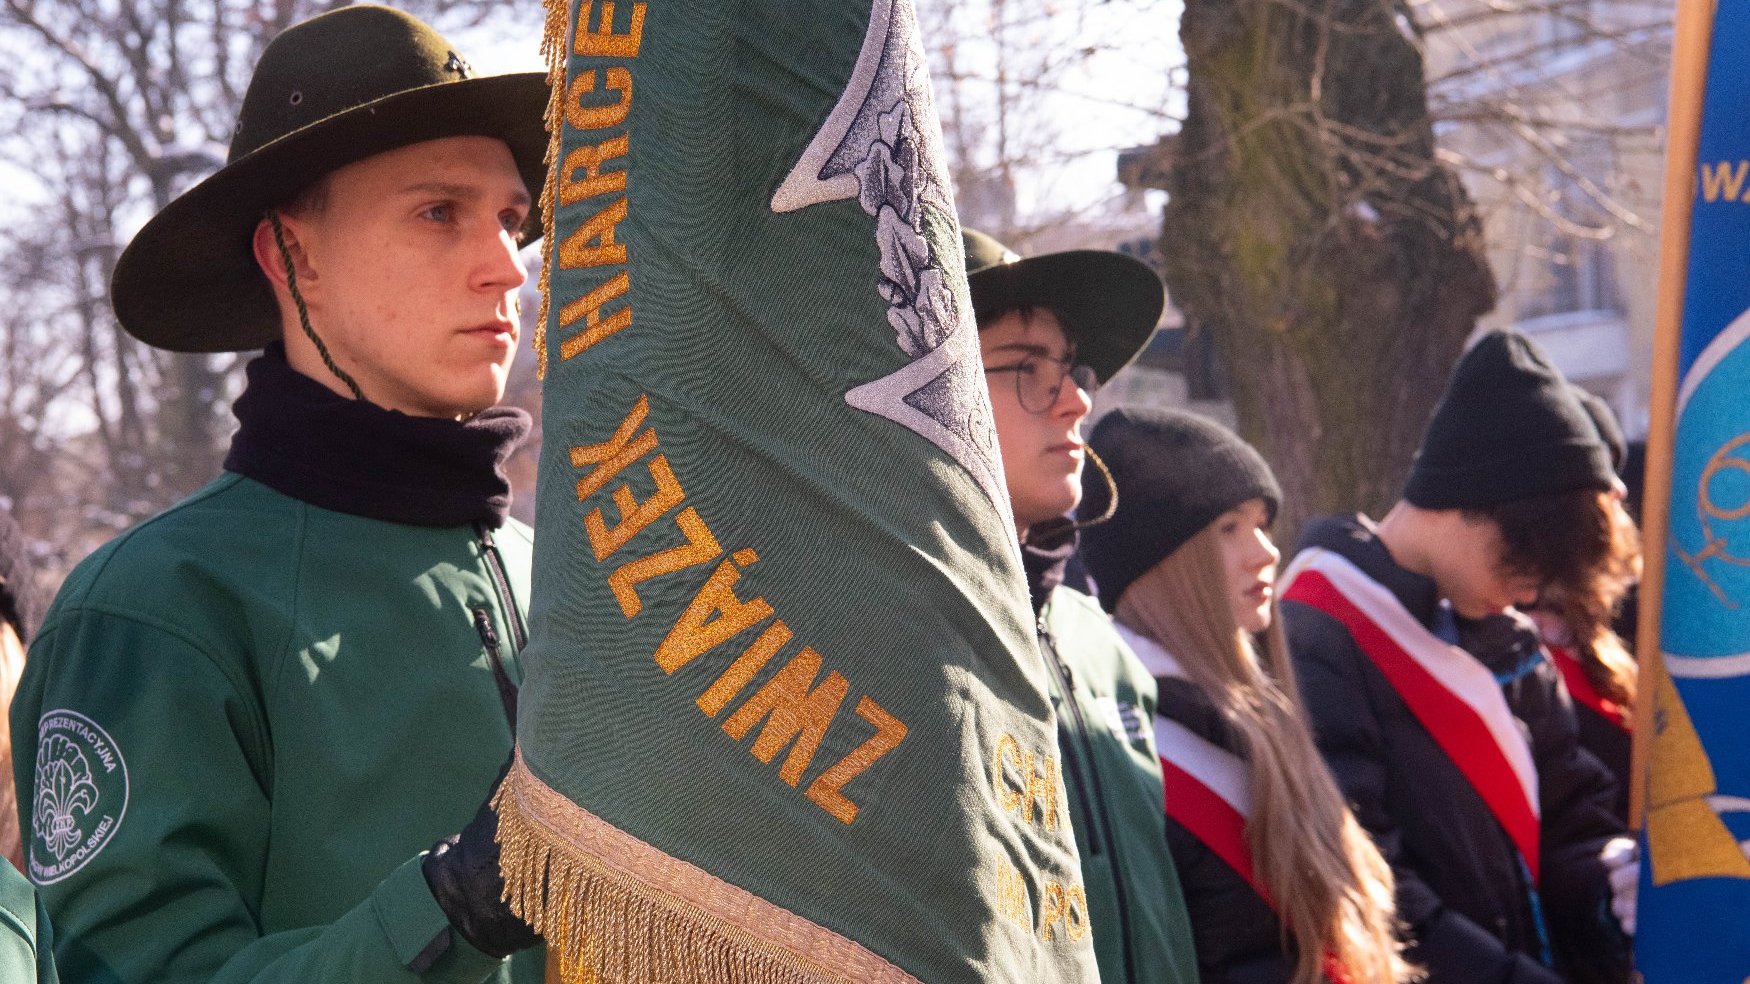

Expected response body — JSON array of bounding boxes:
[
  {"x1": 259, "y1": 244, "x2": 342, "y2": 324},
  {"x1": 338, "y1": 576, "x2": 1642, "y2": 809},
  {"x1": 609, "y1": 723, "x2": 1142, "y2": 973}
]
[{"x1": 422, "y1": 768, "x2": 537, "y2": 959}]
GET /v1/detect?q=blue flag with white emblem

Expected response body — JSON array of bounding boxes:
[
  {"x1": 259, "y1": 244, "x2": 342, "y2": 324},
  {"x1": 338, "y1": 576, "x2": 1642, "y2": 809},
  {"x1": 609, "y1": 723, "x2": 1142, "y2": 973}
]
[{"x1": 1639, "y1": 4, "x2": 1750, "y2": 980}]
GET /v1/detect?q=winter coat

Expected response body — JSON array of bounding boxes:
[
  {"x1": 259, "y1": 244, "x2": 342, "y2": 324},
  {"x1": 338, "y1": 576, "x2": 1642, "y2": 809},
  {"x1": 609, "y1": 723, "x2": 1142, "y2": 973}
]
[
  {"x1": 0, "y1": 859, "x2": 56, "y2": 983},
  {"x1": 1281, "y1": 515, "x2": 1628, "y2": 984},
  {"x1": 12, "y1": 476, "x2": 542, "y2": 984},
  {"x1": 1542, "y1": 636, "x2": 1632, "y2": 824},
  {"x1": 1118, "y1": 626, "x2": 1301, "y2": 984},
  {"x1": 1570, "y1": 701, "x2": 1631, "y2": 825},
  {"x1": 1025, "y1": 526, "x2": 1200, "y2": 984},
  {"x1": 11, "y1": 349, "x2": 543, "y2": 984}
]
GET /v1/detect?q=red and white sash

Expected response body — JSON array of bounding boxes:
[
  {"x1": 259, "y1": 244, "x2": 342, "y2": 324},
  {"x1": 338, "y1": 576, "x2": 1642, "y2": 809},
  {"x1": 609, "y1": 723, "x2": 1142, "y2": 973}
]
[
  {"x1": 1280, "y1": 547, "x2": 1542, "y2": 881},
  {"x1": 1118, "y1": 625, "x2": 1352, "y2": 984},
  {"x1": 1156, "y1": 714, "x2": 1264, "y2": 894},
  {"x1": 1116, "y1": 624, "x2": 1267, "y2": 895},
  {"x1": 1547, "y1": 644, "x2": 1631, "y2": 732}
]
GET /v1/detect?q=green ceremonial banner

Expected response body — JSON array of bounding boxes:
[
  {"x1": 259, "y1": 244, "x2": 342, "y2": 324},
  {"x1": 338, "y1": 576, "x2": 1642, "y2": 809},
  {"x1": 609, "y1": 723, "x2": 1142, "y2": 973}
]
[{"x1": 494, "y1": 1, "x2": 1100, "y2": 981}]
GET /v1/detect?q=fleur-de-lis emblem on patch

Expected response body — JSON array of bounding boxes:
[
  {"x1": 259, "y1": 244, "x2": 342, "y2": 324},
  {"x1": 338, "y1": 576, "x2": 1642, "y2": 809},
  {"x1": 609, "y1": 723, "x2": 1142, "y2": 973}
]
[
  {"x1": 445, "y1": 51, "x2": 472, "y2": 78},
  {"x1": 34, "y1": 734, "x2": 98, "y2": 862}
]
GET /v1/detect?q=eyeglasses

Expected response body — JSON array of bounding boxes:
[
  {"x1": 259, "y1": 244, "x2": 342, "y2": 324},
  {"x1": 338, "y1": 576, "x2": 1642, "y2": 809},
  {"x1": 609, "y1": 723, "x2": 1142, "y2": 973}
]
[{"x1": 984, "y1": 354, "x2": 1099, "y2": 414}]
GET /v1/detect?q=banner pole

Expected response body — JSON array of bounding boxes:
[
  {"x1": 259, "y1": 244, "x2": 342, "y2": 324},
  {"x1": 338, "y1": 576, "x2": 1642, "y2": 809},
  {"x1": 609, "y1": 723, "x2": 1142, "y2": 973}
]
[{"x1": 1631, "y1": 0, "x2": 1716, "y2": 833}]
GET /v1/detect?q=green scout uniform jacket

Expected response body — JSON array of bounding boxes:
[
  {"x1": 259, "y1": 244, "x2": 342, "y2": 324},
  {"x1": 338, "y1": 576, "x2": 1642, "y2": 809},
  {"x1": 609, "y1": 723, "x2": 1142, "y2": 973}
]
[
  {"x1": 11, "y1": 473, "x2": 542, "y2": 984},
  {"x1": 1038, "y1": 583, "x2": 1200, "y2": 984},
  {"x1": 0, "y1": 860, "x2": 56, "y2": 983}
]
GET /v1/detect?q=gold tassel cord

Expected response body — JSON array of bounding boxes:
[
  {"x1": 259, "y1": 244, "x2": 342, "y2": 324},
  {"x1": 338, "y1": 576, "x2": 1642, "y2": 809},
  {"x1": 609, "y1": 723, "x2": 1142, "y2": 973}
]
[
  {"x1": 533, "y1": 0, "x2": 570, "y2": 380},
  {"x1": 493, "y1": 752, "x2": 922, "y2": 984}
]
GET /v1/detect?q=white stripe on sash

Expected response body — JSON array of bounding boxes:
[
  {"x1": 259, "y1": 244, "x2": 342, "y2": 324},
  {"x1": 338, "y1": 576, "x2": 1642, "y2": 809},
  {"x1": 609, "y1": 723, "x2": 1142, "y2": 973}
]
[
  {"x1": 1154, "y1": 715, "x2": 1252, "y2": 820},
  {"x1": 1114, "y1": 622, "x2": 1188, "y2": 682},
  {"x1": 1280, "y1": 547, "x2": 1539, "y2": 818}
]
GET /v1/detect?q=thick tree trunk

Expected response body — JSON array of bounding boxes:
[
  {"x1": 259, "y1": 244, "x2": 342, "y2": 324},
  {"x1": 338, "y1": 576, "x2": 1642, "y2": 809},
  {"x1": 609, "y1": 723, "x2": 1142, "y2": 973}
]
[{"x1": 1161, "y1": 0, "x2": 1496, "y2": 543}]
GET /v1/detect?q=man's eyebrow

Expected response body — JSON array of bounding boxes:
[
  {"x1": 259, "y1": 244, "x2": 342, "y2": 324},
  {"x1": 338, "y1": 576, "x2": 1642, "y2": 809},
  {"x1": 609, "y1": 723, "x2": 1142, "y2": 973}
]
[
  {"x1": 399, "y1": 181, "x2": 533, "y2": 209},
  {"x1": 986, "y1": 342, "x2": 1071, "y2": 360}
]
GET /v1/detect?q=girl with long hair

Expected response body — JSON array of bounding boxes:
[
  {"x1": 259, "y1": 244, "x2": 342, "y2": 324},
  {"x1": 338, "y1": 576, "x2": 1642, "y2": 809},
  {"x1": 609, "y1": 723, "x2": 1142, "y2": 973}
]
[{"x1": 1078, "y1": 408, "x2": 1413, "y2": 984}]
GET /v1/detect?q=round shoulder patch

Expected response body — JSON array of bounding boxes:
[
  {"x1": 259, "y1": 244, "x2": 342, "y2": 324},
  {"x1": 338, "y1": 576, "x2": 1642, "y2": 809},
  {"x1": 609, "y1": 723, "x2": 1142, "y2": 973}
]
[{"x1": 29, "y1": 710, "x2": 128, "y2": 885}]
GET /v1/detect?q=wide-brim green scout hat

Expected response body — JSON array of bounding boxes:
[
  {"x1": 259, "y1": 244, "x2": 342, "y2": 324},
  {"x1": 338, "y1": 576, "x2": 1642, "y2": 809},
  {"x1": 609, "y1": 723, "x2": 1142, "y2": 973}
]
[
  {"x1": 111, "y1": 4, "x2": 548, "y2": 353},
  {"x1": 962, "y1": 227, "x2": 1164, "y2": 383}
]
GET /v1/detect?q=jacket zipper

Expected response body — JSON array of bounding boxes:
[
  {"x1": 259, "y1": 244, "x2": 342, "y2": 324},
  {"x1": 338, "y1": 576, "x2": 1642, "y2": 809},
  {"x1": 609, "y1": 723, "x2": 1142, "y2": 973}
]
[
  {"x1": 475, "y1": 522, "x2": 528, "y2": 651},
  {"x1": 473, "y1": 522, "x2": 527, "y2": 729},
  {"x1": 1040, "y1": 622, "x2": 1136, "y2": 981},
  {"x1": 472, "y1": 607, "x2": 519, "y2": 728}
]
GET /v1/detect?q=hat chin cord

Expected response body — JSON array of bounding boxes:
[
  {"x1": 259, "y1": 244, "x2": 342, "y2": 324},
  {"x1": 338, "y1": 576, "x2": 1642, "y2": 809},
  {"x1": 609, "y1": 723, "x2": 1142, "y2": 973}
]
[
  {"x1": 267, "y1": 210, "x2": 366, "y2": 402},
  {"x1": 1072, "y1": 445, "x2": 1118, "y2": 531}
]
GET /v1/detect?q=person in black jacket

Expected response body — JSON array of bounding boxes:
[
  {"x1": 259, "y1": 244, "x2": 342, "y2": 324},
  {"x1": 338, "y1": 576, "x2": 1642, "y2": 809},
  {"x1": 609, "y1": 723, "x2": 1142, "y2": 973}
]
[
  {"x1": 1078, "y1": 407, "x2": 1413, "y2": 984},
  {"x1": 1279, "y1": 331, "x2": 1637, "y2": 984},
  {"x1": 1527, "y1": 388, "x2": 1641, "y2": 823}
]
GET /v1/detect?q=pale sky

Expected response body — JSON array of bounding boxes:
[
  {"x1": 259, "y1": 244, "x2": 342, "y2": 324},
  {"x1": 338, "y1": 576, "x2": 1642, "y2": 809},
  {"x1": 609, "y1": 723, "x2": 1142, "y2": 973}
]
[{"x1": 466, "y1": 0, "x2": 1186, "y2": 223}]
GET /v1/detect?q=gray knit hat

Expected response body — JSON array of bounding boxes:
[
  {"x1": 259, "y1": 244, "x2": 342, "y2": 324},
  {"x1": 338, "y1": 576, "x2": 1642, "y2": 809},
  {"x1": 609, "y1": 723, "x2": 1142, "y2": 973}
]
[{"x1": 1077, "y1": 407, "x2": 1280, "y2": 612}]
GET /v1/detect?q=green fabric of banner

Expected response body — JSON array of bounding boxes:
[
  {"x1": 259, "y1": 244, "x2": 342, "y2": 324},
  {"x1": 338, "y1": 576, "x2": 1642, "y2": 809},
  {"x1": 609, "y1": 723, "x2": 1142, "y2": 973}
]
[{"x1": 496, "y1": 1, "x2": 1101, "y2": 982}]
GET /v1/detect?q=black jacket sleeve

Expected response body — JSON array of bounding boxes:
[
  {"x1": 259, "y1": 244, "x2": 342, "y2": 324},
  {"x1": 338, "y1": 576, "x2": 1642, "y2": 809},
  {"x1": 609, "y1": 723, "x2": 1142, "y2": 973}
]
[
  {"x1": 1284, "y1": 602, "x2": 1566, "y2": 984},
  {"x1": 1476, "y1": 618, "x2": 1629, "y2": 984}
]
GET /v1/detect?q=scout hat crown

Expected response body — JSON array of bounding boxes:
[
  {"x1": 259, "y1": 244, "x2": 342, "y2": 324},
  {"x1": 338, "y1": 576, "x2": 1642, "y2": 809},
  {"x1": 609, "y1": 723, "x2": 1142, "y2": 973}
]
[
  {"x1": 1078, "y1": 407, "x2": 1282, "y2": 611},
  {"x1": 962, "y1": 228, "x2": 1165, "y2": 383},
  {"x1": 1403, "y1": 329, "x2": 1616, "y2": 509},
  {"x1": 110, "y1": 4, "x2": 548, "y2": 353}
]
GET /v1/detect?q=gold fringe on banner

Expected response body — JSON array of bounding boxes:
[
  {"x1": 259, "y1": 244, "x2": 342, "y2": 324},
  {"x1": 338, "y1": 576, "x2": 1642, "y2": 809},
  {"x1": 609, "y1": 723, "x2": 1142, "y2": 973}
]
[
  {"x1": 494, "y1": 750, "x2": 923, "y2": 984},
  {"x1": 532, "y1": 0, "x2": 569, "y2": 380}
]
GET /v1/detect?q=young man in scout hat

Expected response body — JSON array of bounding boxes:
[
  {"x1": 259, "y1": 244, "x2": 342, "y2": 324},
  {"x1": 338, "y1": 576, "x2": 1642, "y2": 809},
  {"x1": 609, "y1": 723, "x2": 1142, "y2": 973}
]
[
  {"x1": 11, "y1": 7, "x2": 547, "y2": 982},
  {"x1": 965, "y1": 228, "x2": 1199, "y2": 984},
  {"x1": 1277, "y1": 330, "x2": 1637, "y2": 983}
]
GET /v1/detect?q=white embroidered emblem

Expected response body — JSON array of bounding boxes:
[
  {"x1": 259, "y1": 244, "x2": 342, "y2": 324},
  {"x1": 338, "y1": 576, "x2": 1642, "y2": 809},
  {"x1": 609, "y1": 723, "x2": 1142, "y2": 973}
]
[
  {"x1": 772, "y1": 0, "x2": 1011, "y2": 521},
  {"x1": 29, "y1": 710, "x2": 128, "y2": 885},
  {"x1": 1097, "y1": 696, "x2": 1147, "y2": 747}
]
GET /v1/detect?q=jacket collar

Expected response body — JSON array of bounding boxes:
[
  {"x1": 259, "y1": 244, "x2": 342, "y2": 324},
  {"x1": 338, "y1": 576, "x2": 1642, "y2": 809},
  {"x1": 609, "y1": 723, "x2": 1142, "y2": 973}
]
[
  {"x1": 1294, "y1": 513, "x2": 1442, "y2": 628},
  {"x1": 1021, "y1": 517, "x2": 1078, "y2": 616},
  {"x1": 223, "y1": 343, "x2": 530, "y2": 528}
]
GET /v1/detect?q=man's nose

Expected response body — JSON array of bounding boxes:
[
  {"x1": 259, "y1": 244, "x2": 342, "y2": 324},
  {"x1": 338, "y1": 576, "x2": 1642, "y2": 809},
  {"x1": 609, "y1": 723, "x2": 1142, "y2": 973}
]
[
  {"x1": 477, "y1": 227, "x2": 530, "y2": 293},
  {"x1": 1056, "y1": 373, "x2": 1093, "y2": 420}
]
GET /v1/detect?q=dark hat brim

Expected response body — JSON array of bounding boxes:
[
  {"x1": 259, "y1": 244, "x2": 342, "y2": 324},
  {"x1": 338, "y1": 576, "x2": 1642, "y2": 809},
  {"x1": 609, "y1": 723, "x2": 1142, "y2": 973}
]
[
  {"x1": 967, "y1": 249, "x2": 1163, "y2": 383},
  {"x1": 112, "y1": 71, "x2": 549, "y2": 354}
]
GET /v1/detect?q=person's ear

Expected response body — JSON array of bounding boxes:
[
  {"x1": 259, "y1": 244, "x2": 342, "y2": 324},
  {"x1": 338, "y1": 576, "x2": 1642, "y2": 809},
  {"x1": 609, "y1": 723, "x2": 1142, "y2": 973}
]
[{"x1": 252, "y1": 212, "x2": 318, "y2": 293}]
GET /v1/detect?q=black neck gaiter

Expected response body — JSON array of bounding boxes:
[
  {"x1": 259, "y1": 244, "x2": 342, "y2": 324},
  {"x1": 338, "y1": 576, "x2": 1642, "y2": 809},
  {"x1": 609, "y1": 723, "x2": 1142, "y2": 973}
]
[{"x1": 223, "y1": 344, "x2": 531, "y2": 528}]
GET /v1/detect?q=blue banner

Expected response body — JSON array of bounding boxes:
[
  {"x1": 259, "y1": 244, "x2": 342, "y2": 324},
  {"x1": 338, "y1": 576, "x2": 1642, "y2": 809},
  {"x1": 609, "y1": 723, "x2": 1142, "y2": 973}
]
[{"x1": 1640, "y1": 6, "x2": 1750, "y2": 982}]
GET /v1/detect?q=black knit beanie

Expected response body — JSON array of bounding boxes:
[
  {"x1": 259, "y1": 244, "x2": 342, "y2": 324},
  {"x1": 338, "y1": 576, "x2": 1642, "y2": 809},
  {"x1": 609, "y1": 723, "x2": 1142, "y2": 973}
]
[
  {"x1": 1572, "y1": 386, "x2": 1627, "y2": 474},
  {"x1": 1403, "y1": 330, "x2": 1616, "y2": 509},
  {"x1": 1076, "y1": 407, "x2": 1281, "y2": 612},
  {"x1": 0, "y1": 511, "x2": 35, "y2": 641}
]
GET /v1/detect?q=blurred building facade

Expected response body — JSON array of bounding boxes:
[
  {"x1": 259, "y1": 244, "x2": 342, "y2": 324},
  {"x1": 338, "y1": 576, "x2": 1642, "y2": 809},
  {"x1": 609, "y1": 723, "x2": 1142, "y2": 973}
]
[{"x1": 1421, "y1": 1, "x2": 1672, "y2": 438}]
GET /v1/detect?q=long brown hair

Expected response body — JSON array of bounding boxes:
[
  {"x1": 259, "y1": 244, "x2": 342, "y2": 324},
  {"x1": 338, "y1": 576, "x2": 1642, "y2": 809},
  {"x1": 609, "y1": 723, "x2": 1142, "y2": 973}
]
[
  {"x1": 1528, "y1": 492, "x2": 1641, "y2": 706},
  {"x1": 1478, "y1": 489, "x2": 1641, "y2": 705},
  {"x1": 0, "y1": 620, "x2": 24, "y2": 870},
  {"x1": 1117, "y1": 527, "x2": 1413, "y2": 984}
]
